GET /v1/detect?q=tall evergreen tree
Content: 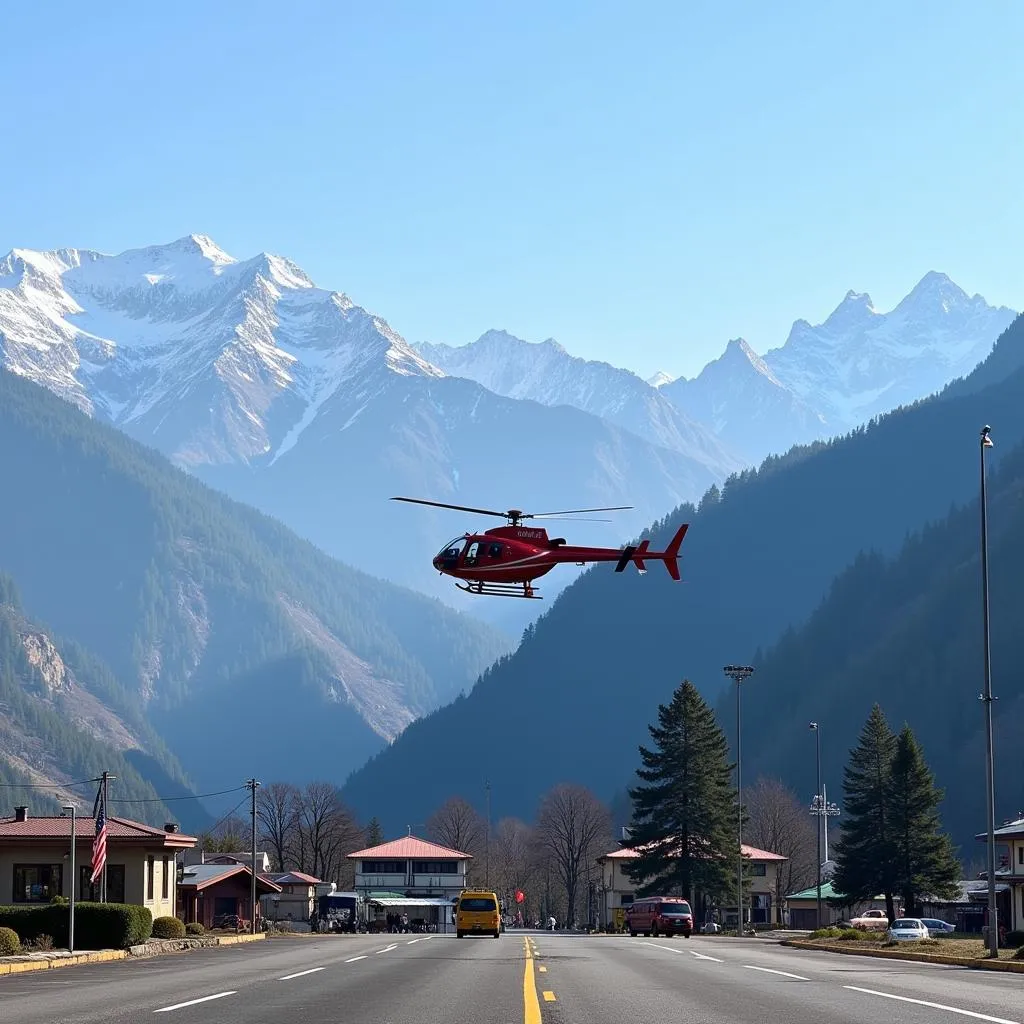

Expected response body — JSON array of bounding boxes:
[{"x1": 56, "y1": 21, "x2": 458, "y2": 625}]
[
  {"x1": 627, "y1": 680, "x2": 737, "y2": 907},
  {"x1": 833, "y1": 705, "x2": 899, "y2": 921},
  {"x1": 888, "y1": 725, "x2": 961, "y2": 916}
]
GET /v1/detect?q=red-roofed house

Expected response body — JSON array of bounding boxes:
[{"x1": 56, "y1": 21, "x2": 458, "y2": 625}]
[
  {"x1": 347, "y1": 835, "x2": 472, "y2": 931},
  {"x1": 596, "y1": 842, "x2": 788, "y2": 929},
  {"x1": 0, "y1": 804, "x2": 196, "y2": 921}
]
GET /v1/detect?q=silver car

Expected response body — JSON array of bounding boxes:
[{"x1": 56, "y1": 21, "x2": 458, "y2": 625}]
[
  {"x1": 919, "y1": 918, "x2": 956, "y2": 936},
  {"x1": 887, "y1": 918, "x2": 929, "y2": 941}
]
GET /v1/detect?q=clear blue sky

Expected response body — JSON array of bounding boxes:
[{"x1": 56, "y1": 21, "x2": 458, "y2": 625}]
[{"x1": 2, "y1": 0, "x2": 1022, "y2": 379}]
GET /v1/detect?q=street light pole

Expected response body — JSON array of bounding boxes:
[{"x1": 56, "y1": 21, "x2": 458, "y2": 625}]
[
  {"x1": 247, "y1": 778, "x2": 260, "y2": 935},
  {"x1": 725, "y1": 665, "x2": 754, "y2": 935},
  {"x1": 62, "y1": 805, "x2": 76, "y2": 953},
  {"x1": 980, "y1": 425, "x2": 999, "y2": 957},
  {"x1": 810, "y1": 723, "x2": 822, "y2": 929}
]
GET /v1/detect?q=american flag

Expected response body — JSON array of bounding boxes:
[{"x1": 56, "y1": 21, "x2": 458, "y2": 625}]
[{"x1": 90, "y1": 784, "x2": 108, "y2": 885}]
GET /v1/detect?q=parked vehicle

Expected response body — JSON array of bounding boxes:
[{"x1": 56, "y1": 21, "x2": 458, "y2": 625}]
[
  {"x1": 626, "y1": 897, "x2": 693, "y2": 937},
  {"x1": 887, "y1": 918, "x2": 929, "y2": 942},
  {"x1": 850, "y1": 909, "x2": 890, "y2": 930},
  {"x1": 919, "y1": 918, "x2": 956, "y2": 936}
]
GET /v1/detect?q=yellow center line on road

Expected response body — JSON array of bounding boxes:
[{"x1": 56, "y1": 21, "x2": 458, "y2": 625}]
[
  {"x1": 538, "y1": 965, "x2": 547, "y2": 973},
  {"x1": 543, "y1": 991, "x2": 557, "y2": 1002},
  {"x1": 523, "y1": 936, "x2": 542, "y2": 1024}
]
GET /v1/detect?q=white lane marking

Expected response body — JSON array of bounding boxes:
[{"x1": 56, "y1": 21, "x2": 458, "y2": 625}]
[
  {"x1": 646, "y1": 941, "x2": 723, "y2": 962},
  {"x1": 843, "y1": 986, "x2": 1022, "y2": 1024},
  {"x1": 375, "y1": 943, "x2": 398, "y2": 954},
  {"x1": 407, "y1": 935, "x2": 435, "y2": 944},
  {"x1": 154, "y1": 992, "x2": 236, "y2": 1013},
  {"x1": 744, "y1": 965, "x2": 809, "y2": 981},
  {"x1": 279, "y1": 967, "x2": 325, "y2": 980},
  {"x1": 345, "y1": 955, "x2": 368, "y2": 963}
]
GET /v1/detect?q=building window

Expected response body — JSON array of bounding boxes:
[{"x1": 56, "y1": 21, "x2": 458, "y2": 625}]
[
  {"x1": 750, "y1": 863, "x2": 767, "y2": 877},
  {"x1": 79, "y1": 864, "x2": 126, "y2": 903},
  {"x1": 147, "y1": 855, "x2": 155, "y2": 901},
  {"x1": 162, "y1": 856, "x2": 170, "y2": 899},
  {"x1": 412, "y1": 861, "x2": 459, "y2": 874},
  {"x1": 1018, "y1": 846, "x2": 1023, "y2": 867},
  {"x1": 13, "y1": 864, "x2": 62, "y2": 903},
  {"x1": 361, "y1": 860, "x2": 405, "y2": 874}
]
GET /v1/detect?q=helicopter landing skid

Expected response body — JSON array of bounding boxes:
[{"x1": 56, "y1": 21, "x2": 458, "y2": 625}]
[{"x1": 455, "y1": 580, "x2": 542, "y2": 600}]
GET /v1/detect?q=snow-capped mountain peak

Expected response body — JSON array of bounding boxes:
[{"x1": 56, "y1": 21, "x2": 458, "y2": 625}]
[
  {"x1": 646, "y1": 370, "x2": 674, "y2": 388},
  {"x1": 0, "y1": 235, "x2": 441, "y2": 465}
]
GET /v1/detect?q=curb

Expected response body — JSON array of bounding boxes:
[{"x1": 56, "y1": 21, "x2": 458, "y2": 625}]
[
  {"x1": 783, "y1": 939, "x2": 1024, "y2": 973},
  {"x1": 0, "y1": 950, "x2": 126, "y2": 976},
  {"x1": 1, "y1": 932, "x2": 266, "y2": 976}
]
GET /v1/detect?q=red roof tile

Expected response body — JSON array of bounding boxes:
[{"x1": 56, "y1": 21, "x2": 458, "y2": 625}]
[
  {"x1": 347, "y1": 835, "x2": 472, "y2": 860},
  {"x1": 0, "y1": 815, "x2": 197, "y2": 846},
  {"x1": 601, "y1": 842, "x2": 786, "y2": 862}
]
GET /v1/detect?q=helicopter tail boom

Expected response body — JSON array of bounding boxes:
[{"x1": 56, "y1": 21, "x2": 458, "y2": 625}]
[{"x1": 613, "y1": 523, "x2": 687, "y2": 579}]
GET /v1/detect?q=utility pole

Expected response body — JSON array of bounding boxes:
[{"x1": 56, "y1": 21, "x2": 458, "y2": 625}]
[
  {"x1": 810, "y1": 723, "x2": 822, "y2": 929},
  {"x1": 62, "y1": 804, "x2": 76, "y2": 952},
  {"x1": 821, "y1": 784, "x2": 840, "y2": 861},
  {"x1": 485, "y1": 780, "x2": 491, "y2": 888},
  {"x1": 724, "y1": 665, "x2": 754, "y2": 935},
  {"x1": 247, "y1": 779, "x2": 260, "y2": 935},
  {"x1": 980, "y1": 425, "x2": 999, "y2": 957}
]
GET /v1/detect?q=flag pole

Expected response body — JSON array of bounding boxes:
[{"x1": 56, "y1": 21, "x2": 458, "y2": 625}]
[{"x1": 102, "y1": 772, "x2": 109, "y2": 903}]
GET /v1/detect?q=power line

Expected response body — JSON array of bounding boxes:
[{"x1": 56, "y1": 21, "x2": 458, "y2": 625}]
[
  {"x1": 109, "y1": 785, "x2": 248, "y2": 805},
  {"x1": 203, "y1": 795, "x2": 251, "y2": 837},
  {"x1": 0, "y1": 776, "x2": 101, "y2": 790}
]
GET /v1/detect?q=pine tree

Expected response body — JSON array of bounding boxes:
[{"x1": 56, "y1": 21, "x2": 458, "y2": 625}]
[
  {"x1": 365, "y1": 817, "x2": 384, "y2": 847},
  {"x1": 888, "y1": 725, "x2": 961, "y2": 916},
  {"x1": 627, "y1": 680, "x2": 737, "y2": 909},
  {"x1": 833, "y1": 705, "x2": 899, "y2": 921}
]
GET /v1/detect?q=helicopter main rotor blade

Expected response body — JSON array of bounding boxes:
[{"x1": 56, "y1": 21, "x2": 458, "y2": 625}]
[
  {"x1": 529, "y1": 506, "x2": 634, "y2": 518},
  {"x1": 533, "y1": 516, "x2": 613, "y2": 522},
  {"x1": 390, "y1": 496, "x2": 510, "y2": 518}
]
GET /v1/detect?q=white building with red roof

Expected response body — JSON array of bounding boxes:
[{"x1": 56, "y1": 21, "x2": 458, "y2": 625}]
[
  {"x1": 596, "y1": 842, "x2": 788, "y2": 929},
  {"x1": 347, "y1": 835, "x2": 473, "y2": 932},
  {"x1": 0, "y1": 804, "x2": 197, "y2": 921}
]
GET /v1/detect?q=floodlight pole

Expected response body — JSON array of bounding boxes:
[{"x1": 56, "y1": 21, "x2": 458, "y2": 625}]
[
  {"x1": 980, "y1": 425, "x2": 999, "y2": 957},
  {"x1": 725, "y1": 665, "x2": 754, "y2": 935}
]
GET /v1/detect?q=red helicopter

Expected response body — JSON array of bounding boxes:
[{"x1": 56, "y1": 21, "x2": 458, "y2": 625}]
[{"x1": 391, "y1": 496, "x2": 689, "y2": 599}]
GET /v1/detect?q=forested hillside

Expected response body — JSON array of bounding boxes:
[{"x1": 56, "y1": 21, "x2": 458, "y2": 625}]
[
  {"x1": 0, "y1": 575, "x2": 211, "y2": 828},
  {"x1": 735, "y1": 434, "x2": 1024, "y2": 851},
  {"x1": 0, "y1": 369, "x2": 509, "y2": 790},
  {"x1": 342, "y1": 317, "x2": 1024, "y2": 834}
]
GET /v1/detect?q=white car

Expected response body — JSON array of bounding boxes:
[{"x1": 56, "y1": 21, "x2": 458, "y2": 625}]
[{"x1": 887, "y1": 918, "x2": 929, "y2": 941}]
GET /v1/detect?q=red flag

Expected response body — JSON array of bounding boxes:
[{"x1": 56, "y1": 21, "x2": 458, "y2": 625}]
[{"x1": 91, "y1": 785, "x2": 108, "y2": 885}]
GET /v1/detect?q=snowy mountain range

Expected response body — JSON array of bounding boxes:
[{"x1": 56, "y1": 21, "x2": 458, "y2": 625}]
[
  {"x1": 660, "y1": 273, "x2": 1017, "y2": 461},
  {"x1": 0, "y1": 236, "x2": 729, "y2": 608},
  {"x1": 1, "y1": 236, "x2": 1014, "y2": 611}
]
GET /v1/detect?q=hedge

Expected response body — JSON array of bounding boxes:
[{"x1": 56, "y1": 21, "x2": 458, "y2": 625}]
[
  {"x1": 0, "y1": 925, "x2": 19, "y2": 955},
  {"x1": 0, "y1": 903, "x2": 152, "y2": 949},
  {"x1": 152, "y1": 916, "x2": 186, "y2": 939}
]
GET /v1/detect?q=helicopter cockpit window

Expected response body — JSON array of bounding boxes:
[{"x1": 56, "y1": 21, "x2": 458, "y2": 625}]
[
  {"x1": 436, "y1": 537, "x2": 465, "y2": 560},
  {"x1": 464, "y1": 541, "x2": 481, "y2": 566},
  {"x1": 487, "y1": 543, "x2": 503, "y2": 559}
]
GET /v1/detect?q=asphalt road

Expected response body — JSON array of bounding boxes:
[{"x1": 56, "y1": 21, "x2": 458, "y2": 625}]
[{"x1": 3, "y1": 931, "x2": 1023, "y2": 1024}]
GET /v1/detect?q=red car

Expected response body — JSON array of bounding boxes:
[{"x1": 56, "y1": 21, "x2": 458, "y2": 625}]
[{"x1": 626, "y1": 897, "x2": 693, "y2": 937}]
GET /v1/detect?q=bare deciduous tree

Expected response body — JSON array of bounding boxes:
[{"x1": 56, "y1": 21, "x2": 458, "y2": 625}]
[
  {"x1": 492, "y1": 817, "x2": 534, "y2": 900},
  {"x1": 427, "y1": 796, "x2": 485, "y2": 881},
  {"x1": 745, "y1": 777, "x2": 817, "y2": 909},
  {"x1": 257, "y1": 782, "x2": 300, "y2": 871},
  {"x1": 535, "y1": 784, "x2": 611, "y2": 927},
  {"x1": 294, "y1": 781, "x2": 362, "y2": 885}
]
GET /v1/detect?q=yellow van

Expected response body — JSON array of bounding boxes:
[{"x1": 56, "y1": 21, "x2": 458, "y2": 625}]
[{"x1": 455, "y1": 890, "x2": 501, "y2": 938}]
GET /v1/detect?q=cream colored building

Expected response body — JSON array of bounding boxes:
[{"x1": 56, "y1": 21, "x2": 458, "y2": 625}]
[
  {"x1": 0, "y1": 806, "x2": 196, "y2": 921},
  {"x1": 596, "y1": 842, "x2": 788, "y2": 928}
]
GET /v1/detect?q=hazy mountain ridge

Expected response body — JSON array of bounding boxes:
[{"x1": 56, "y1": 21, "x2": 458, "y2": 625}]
[{"x1": 0, "y1": 368, "x2": 508, "y2": 791}]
